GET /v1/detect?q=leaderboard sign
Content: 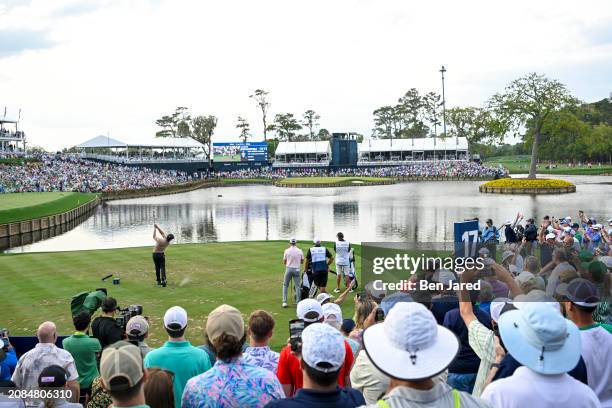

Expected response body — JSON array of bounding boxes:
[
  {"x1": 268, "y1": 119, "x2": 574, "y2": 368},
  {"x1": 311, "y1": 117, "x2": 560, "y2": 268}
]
[{"x1": 212, "y1": 142, "x2": 268, "y2": 162}]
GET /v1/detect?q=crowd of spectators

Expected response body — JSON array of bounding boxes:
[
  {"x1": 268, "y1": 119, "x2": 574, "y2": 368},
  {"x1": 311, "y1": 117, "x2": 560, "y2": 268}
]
[
  {"x1": 212, "y1": 161, "x2": 507, "y2": 180},
  {"x1": 0, "y1": 151, "x2": 505, "y2": 193},
  {"x1": 1, "y1": 210, "x2": 610, "y2": 407},
  {"x1": 0, "y1": 154, "x2": 193, "y2": 193}
]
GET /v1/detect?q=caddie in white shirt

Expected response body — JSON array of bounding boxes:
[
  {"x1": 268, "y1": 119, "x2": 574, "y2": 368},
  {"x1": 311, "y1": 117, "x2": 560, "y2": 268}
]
[{"x1": 333, "y1": 232, "x2": 352, "y2": 293}]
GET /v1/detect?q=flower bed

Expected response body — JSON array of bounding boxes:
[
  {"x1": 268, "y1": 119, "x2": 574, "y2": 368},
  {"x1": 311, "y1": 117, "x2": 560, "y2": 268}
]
[{"x1": 479, "y1": 178, "x2": 576, "y2": 194}]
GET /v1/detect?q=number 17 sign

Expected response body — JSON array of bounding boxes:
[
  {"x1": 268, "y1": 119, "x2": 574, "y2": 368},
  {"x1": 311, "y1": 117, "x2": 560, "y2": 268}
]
[{"x1": 454, "y1": 220, "x2": 480, "y2": 259}]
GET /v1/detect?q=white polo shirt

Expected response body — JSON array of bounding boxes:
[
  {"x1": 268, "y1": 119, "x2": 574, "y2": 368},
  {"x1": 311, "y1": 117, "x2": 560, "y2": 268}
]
[
  {"x1": 481, "y1": 366, "x2": 600, "y2": 408},
  {"x1": 580, "y1": 324, "x2": 612, "y2": 407}
]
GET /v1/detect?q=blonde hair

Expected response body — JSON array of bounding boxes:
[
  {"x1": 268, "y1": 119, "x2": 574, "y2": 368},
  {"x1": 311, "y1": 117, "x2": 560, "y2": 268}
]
[{"x1": 353, "y1": 298, "x2": 376, "y2": 330}]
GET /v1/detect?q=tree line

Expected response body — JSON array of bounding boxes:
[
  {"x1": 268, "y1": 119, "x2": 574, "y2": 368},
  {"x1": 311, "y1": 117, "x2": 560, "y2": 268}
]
[
  {"x1": 375, "y1": 73, "x2": 611, "y2": 178},
  {"x1": 154, "y1": 73, "x2": 611, "y2": 178},
  {"x1": 154, "y1": 90, "x2": 341, "y2": 159}
]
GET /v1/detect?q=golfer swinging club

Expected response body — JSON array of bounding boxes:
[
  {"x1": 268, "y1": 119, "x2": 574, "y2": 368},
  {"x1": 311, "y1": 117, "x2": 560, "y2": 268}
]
[{"x1": 153, "y1": 224, "x2": 174, "y2": 287}]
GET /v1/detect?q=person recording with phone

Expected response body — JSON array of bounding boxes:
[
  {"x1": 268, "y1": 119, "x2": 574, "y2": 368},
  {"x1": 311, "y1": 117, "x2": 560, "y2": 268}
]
[
  {"x1": 266, "y1": 323, "x2": 365, "y2": 407},
  {"x1": 276, "y1": 299, "x2": 354, "y2": 398}
]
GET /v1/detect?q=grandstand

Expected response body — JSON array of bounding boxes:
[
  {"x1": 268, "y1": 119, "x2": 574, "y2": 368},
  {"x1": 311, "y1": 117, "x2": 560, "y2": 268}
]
[
  {"x1": 273, "y1": 137, "x2": 470, "y2": 168},
  {"x1": 358, "y1": 137, "x2": 469, "y2": 165},
  {"x1": 0, "y1": 116, "x2": 27, "y2": 154},
  {"x1": 273, "y1": 141, "x2": 331, "y2": 167},
  {"x1": 75, "y1": 135, "x2": 207, "y2": 163}
]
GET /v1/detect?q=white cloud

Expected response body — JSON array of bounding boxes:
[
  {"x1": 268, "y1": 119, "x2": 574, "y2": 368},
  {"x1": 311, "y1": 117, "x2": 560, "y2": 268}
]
[{"x1": 1, "y1": 0, "x2": 611, "y2": 150}]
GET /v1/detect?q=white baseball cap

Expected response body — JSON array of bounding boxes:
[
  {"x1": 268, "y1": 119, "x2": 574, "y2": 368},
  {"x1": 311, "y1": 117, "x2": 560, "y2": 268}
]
[
  {"x1": 313, "y1": 238, "x2": 321, "y2": 244},
  {"x1": 504, "y1": 220, "x2": 512, "y2": 226},
  {"x1": 301, "y1": 323, "x2": 345, "y2": 373},
  {"x1": 163, "y1": 306, "x2": 188, "y2": 329},
  {"x1": 546, "y1": 233, "x2": 556, "y2": 240},
  {"x1": 126, "y1": 315, "x2": 149, "y2": 336},
  {"x1": 490, "y1": 298, "x2": 512, "y2": 323},
  {"x1": 316, "y1": 293, "x2": 332, "y2": 304},
  {"x1": 289, "y1": 238, "x2": 297, "y2": 244},
  {"x1": 363, "y1": 302, "x2": 459, "y2": 380},
  {"x1": 322, "y1": 303, "x2": 342, "y2": 322},
  {"x1": 297, "y1": 299, "x2": 323, "y2": 323}
]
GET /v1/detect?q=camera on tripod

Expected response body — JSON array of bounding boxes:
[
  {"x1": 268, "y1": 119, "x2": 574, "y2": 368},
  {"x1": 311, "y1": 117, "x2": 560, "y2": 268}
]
[{"x1": 115, "y1": 305, "x2": 144, "y2": 332}]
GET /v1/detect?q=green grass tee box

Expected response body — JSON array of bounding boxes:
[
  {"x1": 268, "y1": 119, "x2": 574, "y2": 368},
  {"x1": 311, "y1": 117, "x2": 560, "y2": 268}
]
[{"x1": 0, "y1": 192, "x2": 98, "y2": 224}]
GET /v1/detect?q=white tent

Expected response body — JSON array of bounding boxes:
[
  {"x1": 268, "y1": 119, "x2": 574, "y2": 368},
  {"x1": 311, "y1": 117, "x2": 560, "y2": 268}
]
[
  {"x1": 274, "y1": 141, "x2": 331, "y2": 155},
  {"x1": 76, "y1": 135, "x2": 204, "y2": 149},
  {"x1": 358, "y1": 137, "x2": 468, "y2": 153}
]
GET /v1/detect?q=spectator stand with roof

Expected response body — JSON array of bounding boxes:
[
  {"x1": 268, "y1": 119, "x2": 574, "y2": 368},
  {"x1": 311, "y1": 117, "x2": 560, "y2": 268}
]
[
  {"x1": 273, "y1": 141, "x2": 332, "y2": 168},
  {"x1": 357, "y1": 137, "x2": 469, "y2": 166},
  {"x1": 0, "y1": 116, "x2": 27, "y2": 155},
  {"x1": 75, "y1": 135, "x2": 211, "y2": 173}
]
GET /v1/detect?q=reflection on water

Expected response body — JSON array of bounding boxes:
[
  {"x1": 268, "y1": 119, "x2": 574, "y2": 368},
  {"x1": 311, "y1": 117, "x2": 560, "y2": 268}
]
[{"x1": 4, "y1": 175, "x2": 611, "y2": 253}]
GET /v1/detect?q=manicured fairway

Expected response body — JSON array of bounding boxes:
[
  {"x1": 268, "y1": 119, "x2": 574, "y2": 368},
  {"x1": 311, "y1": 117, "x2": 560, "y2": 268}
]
[
  {"x1": 484, "y1": 155, "x2": 612, "y2": 175},
  {"x1": 1, "y1": 241, "x2": 360, "y2": 350},
  {"x1": 0, "y1": 192, "x2": 98, "y2": 224}
]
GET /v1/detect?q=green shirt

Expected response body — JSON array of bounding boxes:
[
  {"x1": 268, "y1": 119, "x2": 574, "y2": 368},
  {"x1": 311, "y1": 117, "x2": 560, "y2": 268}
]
[
  {"x1": 62, "y1": 332, "x2": 102, "y2": 388},
  {"x1": 144, "y1": 340, "x2": 211, "y2": 408},
  {"x1": 579, "y1": 323, "x2": 612, "y2": 334}
]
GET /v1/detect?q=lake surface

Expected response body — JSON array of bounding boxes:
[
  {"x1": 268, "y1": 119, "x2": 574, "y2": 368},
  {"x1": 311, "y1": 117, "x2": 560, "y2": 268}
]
[{"x1": 4, "y1": 175, "x2": 611, "y2": 253}]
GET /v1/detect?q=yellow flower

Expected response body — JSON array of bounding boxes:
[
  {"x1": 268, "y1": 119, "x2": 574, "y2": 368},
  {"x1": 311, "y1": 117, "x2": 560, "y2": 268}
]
[{"x1": 481, "y1": 178, "x2": 574, "y2": 189}]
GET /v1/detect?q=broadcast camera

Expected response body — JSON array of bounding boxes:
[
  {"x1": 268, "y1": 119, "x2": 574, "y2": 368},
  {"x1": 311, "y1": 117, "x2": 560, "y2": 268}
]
[{"x1": 115, "y1": 305, "x2": 144, "y2": 332}]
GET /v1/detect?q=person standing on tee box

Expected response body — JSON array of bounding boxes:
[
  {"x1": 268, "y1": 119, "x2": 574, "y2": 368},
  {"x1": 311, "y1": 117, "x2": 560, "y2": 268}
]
[
  {"x1": 153, "y1": 224, "x2": 175, "y2": 287},
  {"x1": 304, "y1": 239, "x2": 334, "y2": 295},
  {"x1": 283, "y1": 238, "x2": 304, "y2": 308},
  {"x1": 334, "y1": 232, "x2": 351, "y2": 294}
]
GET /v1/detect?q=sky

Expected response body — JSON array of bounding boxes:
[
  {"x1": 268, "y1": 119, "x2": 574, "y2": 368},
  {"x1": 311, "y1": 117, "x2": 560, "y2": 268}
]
[{"x1": 1, "y1": 0, "x2": 611, "y2": 151}]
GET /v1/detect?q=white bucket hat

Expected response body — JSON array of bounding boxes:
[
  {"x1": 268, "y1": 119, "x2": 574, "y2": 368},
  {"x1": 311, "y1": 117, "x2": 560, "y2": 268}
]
[
  {"x1": 498, "y1": 302, "x2": 580, "y2": 375},
  {"x1": 363, "y1": 302, "x2": 459, "y2": 380}
]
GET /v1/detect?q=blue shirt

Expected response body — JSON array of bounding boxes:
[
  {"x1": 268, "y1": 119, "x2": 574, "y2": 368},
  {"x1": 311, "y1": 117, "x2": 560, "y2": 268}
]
[
  {"x1": 265, "y1": 387, "x2": 365, "y2": 408},
  {"x1": 443, "y1": 307, "x2": 492, "y2": 374},
  {"x1": 481, "y1": 226, "x2": 499, "y2": 243},
  {"x1": 0, "y1": 349, "x2": 17, "y2": 381},
  {"x1": 431, "y1": 295, "x2": 459, "y2": 325},
  {"x1": 144, "y1": 340, "x2": 211, "y2": 408}
]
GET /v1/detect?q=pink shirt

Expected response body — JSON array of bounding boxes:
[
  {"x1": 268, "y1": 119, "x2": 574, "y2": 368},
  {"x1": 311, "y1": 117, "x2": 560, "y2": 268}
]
[{"x1": 283, "y1": 246, "x2": 304, "y2": 269}]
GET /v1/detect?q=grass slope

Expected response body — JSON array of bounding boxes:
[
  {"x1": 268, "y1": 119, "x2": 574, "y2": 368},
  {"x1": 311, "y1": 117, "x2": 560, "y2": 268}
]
[
  {"x1": 1, "y1": 241, "x2": 360, "y2": 350},
  {"x1": 485, "y1": 155, "x2": 612, "y2": 175},
  {"x1": 0, "y1": 192, "x2": 98, "y2": 224}
]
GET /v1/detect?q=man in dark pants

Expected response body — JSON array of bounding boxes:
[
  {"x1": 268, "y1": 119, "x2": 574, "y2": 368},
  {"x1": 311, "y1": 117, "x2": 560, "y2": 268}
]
[
  {"x1": 153, "y1": 224, "x2": 175, "y2": 287},
  {"x1": 304, "y1": 238, "x2": 334, "y2": 295}
]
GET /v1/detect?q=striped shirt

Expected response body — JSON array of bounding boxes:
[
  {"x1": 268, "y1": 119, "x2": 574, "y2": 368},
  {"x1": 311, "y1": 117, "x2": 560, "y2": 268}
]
[{"x1": 467, "y1": 320, "x2": 496, "y2": 397}]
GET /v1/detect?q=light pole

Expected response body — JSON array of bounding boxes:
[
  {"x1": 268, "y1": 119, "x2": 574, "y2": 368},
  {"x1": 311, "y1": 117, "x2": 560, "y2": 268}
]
[{"x1": 440, "y1": 65, "x2": 451, "y2": 159}]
